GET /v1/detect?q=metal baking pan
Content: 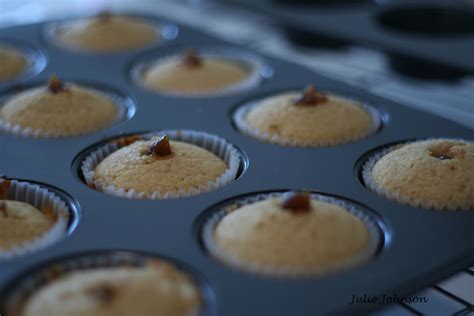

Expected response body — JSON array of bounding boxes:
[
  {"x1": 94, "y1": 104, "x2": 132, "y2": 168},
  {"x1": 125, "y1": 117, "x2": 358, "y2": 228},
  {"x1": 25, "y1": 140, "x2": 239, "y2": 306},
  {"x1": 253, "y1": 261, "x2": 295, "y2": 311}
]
[
  {"x1": 220, "y1": 0, "x2": 474, "y2": 79},
  {"x1": 0, "y1": 13, "x2": 473, "y2": 316}
]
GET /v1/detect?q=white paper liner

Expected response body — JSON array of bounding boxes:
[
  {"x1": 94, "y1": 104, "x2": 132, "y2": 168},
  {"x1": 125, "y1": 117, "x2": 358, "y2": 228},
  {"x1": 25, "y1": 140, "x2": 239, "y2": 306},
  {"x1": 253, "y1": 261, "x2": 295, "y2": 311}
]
[
  {"x1": 202, "y1": 192, "x2": 383, "y2": 277},
  {"x1": 0, "y1": 84, "x2": 128, "y2": 138},
  {"x1": 362, "y1": 138, "x2": 473, "y2": 211},
  {"x1": 0, "y1": 179, "x2": 70, "y2": 260},
  {"x1": 3, "y1": 252, "x2": 208, "y2": 316},
  {"x1": 134, "y1": 48, "x2": 264, "y2": 97},
  {"x1": 233, "y1": 93, "x2": 382, "y2": 147},
  {"x1": 81, "y1": 130, "x2": 242, "y2": 199}
]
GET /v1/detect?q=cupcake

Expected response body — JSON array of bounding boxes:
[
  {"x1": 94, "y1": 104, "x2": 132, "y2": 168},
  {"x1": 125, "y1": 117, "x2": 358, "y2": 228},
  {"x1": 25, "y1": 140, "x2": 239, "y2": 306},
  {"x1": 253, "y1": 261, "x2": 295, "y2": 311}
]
[
  {"x1": 234, "y1": 85, "x2": 380, "y2": 146},
  {"x1": 0, "y1": 178, "x2": 70, "y2": 259},
  {"x1": 54, "y1": 13, "x2": 157, "y2": 53},
  {"x1": 140, "y1": 49, "x2": 256, "y2": 96},
  {"x1": 363, "y1": 138, "x2": 474, "y2": 211},
  {"x1": 81, "y1": 130, "x2": 241, "y2": 199},
  {"x1": 203, "y1": 192, "x2": 380, "y2": 276},
  {"x1": 0, "y1": 75, "x2": 121, "y2": 137},
  {"x1": 17, "y1": 259, "x2": 202, "y2": 316},
  {"x1": 0, "y1": 201, "x2": 57, "y2": 251},
  {"x1": 0, "y1": 44, "x2": 27, "y2": 82}
]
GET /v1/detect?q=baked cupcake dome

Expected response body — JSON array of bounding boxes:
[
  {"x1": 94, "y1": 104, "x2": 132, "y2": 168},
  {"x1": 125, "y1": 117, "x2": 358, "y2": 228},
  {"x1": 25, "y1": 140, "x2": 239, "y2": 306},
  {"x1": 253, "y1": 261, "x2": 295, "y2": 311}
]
[
  {"x1": 0, "y1": 76, "x2": 123, "y2": 137},
  {"x1": 139, "y1": 49, "x2": 259, "y2": 96},
  {"x1": 81, "y1": 130, "x2": 242, "y2": 199},
  {"x1": 203, "y1": 192, "x2": 381, "y2": 276},
  {"x1": 0, "y1": 178, "x2": 75, "y2": 259},
  {"x1": 54, "y1": 13, "x2": 157, "y2": 53},
  {"x1": 363, "y1": 138, "x2": 474, "y2": 211},
  {"x1": 0, "y1": 45, "x2": 27, "y2": 82},
  {"x1": 234, "y1": 85, "x2": 380, "y2": 146},
  {"x1": 5, "y1": 253, "x2": 206, "y2": 316},
  {"x1": 0, "y1": 201, "x2": 56, "y2": 251}
]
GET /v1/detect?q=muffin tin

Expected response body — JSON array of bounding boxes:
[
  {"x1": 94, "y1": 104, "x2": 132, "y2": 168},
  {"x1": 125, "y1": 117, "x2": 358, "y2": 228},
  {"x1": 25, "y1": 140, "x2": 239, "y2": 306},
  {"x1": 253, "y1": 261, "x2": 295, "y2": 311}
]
[
  {"x1": 221, "y1": 0, "x2": 474, "y2": 80},
  {"x1": 0, "y1": 13, "x2": 473, "y2": 316}
]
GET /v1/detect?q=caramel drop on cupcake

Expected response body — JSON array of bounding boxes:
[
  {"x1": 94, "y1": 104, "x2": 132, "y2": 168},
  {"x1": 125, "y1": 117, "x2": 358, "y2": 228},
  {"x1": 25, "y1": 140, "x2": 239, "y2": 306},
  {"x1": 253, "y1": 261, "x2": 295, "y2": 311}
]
[
  {"x1": 41, "y1": 203, "x2": 58, "y2": 221},
  {"x1": 48, "y1": 75, "x2": 67, "y2": 94},
  {"x1": 0, "y1": 178, "x2": 10, "y2": 200},
  {"x1": 281, "y1": 192, "x2": 312, "y2": 214},
  {"x1": 87, "y1": 284, "x2": 117, "y2": 304},
  {"x1": 0, "y1": 201, "x2": 7, "y2": 217},
  {"x1": 147, "y1": 135, "x2": 172, "y2": 157},
  {"x1": 294, "y1": 85, "x2": 328, "y2": 106},
  {"x1": 183, "y1": 48, "x2": 202, "y2": 68}
]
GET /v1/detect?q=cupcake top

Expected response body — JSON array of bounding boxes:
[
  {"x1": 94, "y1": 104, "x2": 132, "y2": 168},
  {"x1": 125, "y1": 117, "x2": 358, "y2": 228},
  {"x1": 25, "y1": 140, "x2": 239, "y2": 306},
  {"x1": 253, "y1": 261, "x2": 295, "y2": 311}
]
[
  {"x1": 94, "y1": 135, "x2": 228, "y2": 195},
  {"x1": 0, "y1": 76, "x2": 119, "y2": 136},
  {"x1": 241, "y1": 86, "x2": 375, "y2": 146},
  {"x1": 55, "y1": 13, "x2": 157, "y2": 52},
  {"x1": 20, "y1": 261, "x2": 202, "y2": 316},
  {"x1": 369, "y1": 139, "x2": 474, "y2": 211},
  {"x1": 141, "y1": 49, "x2": 252, "y2": 95},
  {"x1": 0, "y1": 45, "x2": 27, "y2": 82},
  {"x1": 0, "y1": 200, "x2": 57, "y2": 251},
  {"x1": 211, "y1": 193, "x2": 372, "y2": 275}
]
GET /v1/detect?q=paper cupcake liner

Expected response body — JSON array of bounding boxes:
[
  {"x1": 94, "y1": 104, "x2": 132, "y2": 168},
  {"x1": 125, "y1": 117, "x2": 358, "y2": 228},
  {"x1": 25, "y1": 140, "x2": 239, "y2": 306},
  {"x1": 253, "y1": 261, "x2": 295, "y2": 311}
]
[
  {"x1": 134, "y1": 48, "x2": 264, "y2": 97},
  {"x1": 81, "y1": 129, "x2": 242, "y2": 199},
  {"x1": 0, "y1": 84, "x2": 130, "y2": 138},
  {"x1": 233, "y1": 93, "x2": 382, "y2": 147},
  {"x1": 362, "y1": 138, "x2": 473, "y2": 211},
  {"x1": 2, "y1": 251, "x2": 213, "y2": 316},
  {"x1": 0, "y1": 178, "x2": 70, "y2": 260},
  {"x1": 202, "y1": 191, "x2": 383, "y2": 277}
]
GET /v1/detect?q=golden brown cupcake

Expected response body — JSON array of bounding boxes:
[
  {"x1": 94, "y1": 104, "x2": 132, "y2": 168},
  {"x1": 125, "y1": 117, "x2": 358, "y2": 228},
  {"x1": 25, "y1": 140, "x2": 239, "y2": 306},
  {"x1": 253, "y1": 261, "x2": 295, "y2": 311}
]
[
  {"x1": 20, "y1": 260, "x2": 202, "y2": 316},
  {"x1": 206, "y1": 192, "x2": 378, "y2": 276},
  {"x1": 55, "y1": 13, "x2": 157, "y2": 53},
  {"x1": 141, "y1": 49, "x2": 252, "y2": 95},
  {"x1": 364, "y1": 138, "x2": 474, "y2": 211},
  {"x1": 0, "y1": 76, "x2": 120, "y2": 137},
  {"x1": 0, "y1": 200, "x2": 56, "y2": 251},
  {"x1": 235, "y1": 85, "x2": 379, "y2": 146},
  {"x1": 92, "y1": 135, "x2": 230, "y2": 197},
  {"x1": 0, "y1": 45, "x2": 27, "y2": 82}
]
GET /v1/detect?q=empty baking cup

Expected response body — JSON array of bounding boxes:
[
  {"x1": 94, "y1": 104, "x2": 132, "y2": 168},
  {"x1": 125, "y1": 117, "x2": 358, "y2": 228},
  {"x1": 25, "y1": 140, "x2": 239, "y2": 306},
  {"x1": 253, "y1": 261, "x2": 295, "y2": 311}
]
[
  {"x1": 200, "y1": 191, "x2": 384, "y2": 277},
  {"x1": 0, "y1": 80, "x2": 135, "y2": 138},
  {"x1": 0, "y1": 177, "x2": 79, "y2": 260},
  {"x1": 377, "y1": 6, "x2": 474, "y2": 36},
  {"x1": 132, "y1": 47, "x2": 264, "y2": 97},
  {"x1": 1, "y1": 251, "x2": 216, "y2": 316},
  {"x1": 0, "y1": 40, "x2": 46, "y2": 84},
  {"x1": 78, "y1": 130, "x2": 246, "y2": 199}
]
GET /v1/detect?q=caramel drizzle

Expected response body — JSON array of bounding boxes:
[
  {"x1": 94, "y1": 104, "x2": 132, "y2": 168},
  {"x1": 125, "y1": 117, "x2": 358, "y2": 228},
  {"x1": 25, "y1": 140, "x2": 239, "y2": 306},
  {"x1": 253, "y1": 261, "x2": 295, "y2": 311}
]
[
  {"x1": 293, "y1": 85, "x2": 328, "y2": 106},
  {"x1": 146, "y1": 135, "x2": 172, "y2": 157},
  {"x1": 281, "y1": 192, "x2": 312, "y2": 214},
  {"x1": 48, "y1": 75, "x2": 68, "y2": 94},
  {"x1": 183, "y1": 49, "x2": 202, "y2": 68}
]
